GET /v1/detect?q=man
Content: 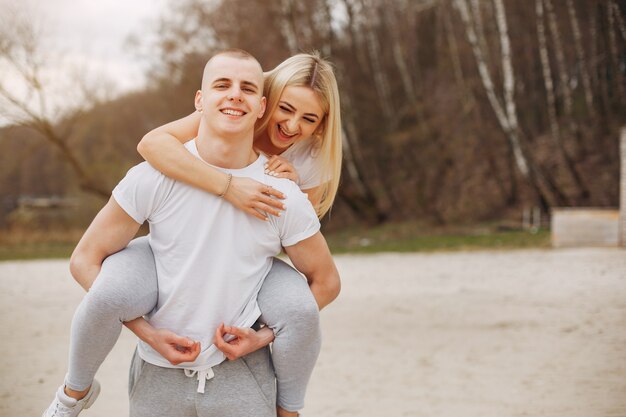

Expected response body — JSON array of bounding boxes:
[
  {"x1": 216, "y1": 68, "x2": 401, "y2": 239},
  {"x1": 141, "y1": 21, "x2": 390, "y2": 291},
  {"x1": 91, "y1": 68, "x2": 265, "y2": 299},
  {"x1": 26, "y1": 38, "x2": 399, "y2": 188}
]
[{"x1": 46, "y1": 49, "x2": 340, "y2": 417}]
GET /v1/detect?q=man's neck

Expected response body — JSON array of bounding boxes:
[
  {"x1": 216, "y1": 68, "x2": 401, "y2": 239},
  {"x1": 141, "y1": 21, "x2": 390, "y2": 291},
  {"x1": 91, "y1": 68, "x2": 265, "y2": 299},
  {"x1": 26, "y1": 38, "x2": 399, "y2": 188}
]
[{"x1": 196, "y1": 122, "x2": 258, "y2": 169}]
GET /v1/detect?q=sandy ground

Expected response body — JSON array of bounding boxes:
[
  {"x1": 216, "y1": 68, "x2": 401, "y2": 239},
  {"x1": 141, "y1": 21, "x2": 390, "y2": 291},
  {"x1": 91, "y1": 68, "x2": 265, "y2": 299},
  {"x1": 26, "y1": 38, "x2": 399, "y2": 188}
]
[{"x1": 1, "y1": 248, "x2": 626, "y2": 417}]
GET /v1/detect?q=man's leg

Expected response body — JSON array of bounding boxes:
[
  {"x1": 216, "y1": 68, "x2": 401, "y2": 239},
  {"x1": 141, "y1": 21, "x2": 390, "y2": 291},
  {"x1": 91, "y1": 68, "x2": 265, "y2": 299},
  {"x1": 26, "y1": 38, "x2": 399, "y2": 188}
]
[
  {"x1": 128, "y1": 350, "x2": 198, "y2": 417},
  {"x1": 130, "y1": 348, "x2": 275, "y2": 417},
  {"x1": 198, "y1": 348, "x2": 276, "y2": 417},
  {"x1": 258, "y1": 258, "x2": 322, "y2": 416}
]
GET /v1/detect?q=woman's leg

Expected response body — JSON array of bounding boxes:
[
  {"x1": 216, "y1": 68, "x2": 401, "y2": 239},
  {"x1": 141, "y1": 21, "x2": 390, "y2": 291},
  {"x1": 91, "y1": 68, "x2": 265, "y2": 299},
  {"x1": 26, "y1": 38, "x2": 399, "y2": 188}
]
[
  {"x1": 65, "y1": 236, "x2": 158, "y2": 391},
  {"x1": 257, "y1": 258, "x2": 321, "y2": 413}
]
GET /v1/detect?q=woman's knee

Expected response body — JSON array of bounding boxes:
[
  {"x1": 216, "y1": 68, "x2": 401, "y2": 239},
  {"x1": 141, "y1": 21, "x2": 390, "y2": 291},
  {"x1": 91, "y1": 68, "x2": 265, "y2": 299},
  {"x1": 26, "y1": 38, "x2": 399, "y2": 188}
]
[
  {"x1": 260, "y1": 286, "x2": 320, "y2": 335},
  {"x1": 86, "y1": 239, "x2": 158, "y2": 321}
]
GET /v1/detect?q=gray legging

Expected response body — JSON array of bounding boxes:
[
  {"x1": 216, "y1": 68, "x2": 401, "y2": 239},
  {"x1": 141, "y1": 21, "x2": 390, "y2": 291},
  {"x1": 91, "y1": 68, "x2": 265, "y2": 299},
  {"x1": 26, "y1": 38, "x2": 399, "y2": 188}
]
[{"x1": 65, "y1": 236, "x2": 321, "y2": 412}]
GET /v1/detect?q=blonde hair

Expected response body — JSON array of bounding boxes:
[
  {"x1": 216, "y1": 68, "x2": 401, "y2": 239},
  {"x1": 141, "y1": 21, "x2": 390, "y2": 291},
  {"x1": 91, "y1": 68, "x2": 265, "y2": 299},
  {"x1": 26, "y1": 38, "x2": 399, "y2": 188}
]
[{"x1": 255, "y1": 52, "x2": 342, "y2": 218}]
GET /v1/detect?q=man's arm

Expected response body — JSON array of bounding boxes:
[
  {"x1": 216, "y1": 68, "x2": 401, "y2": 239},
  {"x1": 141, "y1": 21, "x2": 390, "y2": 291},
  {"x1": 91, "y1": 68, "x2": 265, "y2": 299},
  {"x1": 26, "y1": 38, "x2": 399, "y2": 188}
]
[
  {"x1": 70, "y1": 197, "x2": 141, "y2": 291},
  {"x1": 284, "y1": 231, "x2": 341, "y2": 310}
]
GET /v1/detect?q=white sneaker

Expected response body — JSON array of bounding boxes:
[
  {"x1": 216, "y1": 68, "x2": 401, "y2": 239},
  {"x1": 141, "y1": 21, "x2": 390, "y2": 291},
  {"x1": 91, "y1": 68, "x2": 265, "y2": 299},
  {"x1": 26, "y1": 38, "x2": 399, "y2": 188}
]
[{"x1": 41, "y1": 380, "x2": 100, "y2": 417}]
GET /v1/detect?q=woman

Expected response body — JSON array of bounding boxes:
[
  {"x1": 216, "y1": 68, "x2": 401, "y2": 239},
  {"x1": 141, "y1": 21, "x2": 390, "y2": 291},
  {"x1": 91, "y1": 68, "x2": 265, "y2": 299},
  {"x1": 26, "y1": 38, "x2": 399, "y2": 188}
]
[
  {"x1": 43, "y1": 52, "x2": 342, "y2": 417},
  {"x1": 138, "y1": 53, "x2": 341, "y2": 219}
]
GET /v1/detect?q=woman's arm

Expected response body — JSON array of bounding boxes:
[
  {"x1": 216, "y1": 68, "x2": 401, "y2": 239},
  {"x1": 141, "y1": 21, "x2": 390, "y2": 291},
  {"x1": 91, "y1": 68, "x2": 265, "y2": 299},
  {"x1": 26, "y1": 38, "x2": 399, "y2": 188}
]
[
  {"x1": 301, "y1": 186, "x2": 321, "y2": 208},
  {"x1": 137, "y1": 112, "x2": 286, "y2": 220}
]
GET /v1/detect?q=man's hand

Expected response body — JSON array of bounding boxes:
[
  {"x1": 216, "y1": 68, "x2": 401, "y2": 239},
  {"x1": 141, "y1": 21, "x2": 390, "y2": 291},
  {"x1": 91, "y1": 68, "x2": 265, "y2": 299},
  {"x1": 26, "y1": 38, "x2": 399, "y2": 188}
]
[
  {"x1": 147, "y1": 328, "x2": 201, "y2": 365},
  {"x1": 214, "y1": 323, "x2": 275, "y2": 361}
]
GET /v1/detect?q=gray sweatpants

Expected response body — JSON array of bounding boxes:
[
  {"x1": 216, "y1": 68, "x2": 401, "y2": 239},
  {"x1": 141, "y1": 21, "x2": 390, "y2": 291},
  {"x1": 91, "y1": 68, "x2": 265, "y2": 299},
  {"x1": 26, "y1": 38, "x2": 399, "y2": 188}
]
[
  {"x1": 66, "y1": 236, "x2": 321, "y2": 412},
  {"x1": 128, "y1": 347, "x2": 276, "y2": 417}
]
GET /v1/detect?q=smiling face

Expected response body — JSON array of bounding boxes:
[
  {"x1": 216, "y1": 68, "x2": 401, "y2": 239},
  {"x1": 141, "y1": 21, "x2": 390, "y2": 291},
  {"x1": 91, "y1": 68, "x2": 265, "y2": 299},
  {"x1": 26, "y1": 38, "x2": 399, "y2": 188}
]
[
  {"x1": 264, "y1": 85, "x2": 324, "y2": 154},
  {"x1": 195, "y1": 54, "x2": 266, "y2": 139}
]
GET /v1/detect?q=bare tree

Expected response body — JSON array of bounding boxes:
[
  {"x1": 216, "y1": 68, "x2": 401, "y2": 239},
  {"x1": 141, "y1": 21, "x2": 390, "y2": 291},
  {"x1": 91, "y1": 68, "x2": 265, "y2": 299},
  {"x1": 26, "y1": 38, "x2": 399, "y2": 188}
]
[
  {"x1": 454, "y1": 0, "x2": 569, "y2": 208},
  {"x1": 607, "y1": 0, "x2": 625, "y2": 104},
  {"x1": 544, "y1": 0, "x2": 573, "y2": 117},
  {"x1": 278, "y1": 0, "x2": 301, "y2": 55},
  {"x1": 536, "y1": 0, "x2": 560, "y2": 144},
  {"x1": 536, "y1": 0, "x2": 590, "y2": 202},
  {"x1": 381, "y1": 3, "x2": 417, "y2": 108},
  {"x1": 358, "y1": 0, "x2": 396, "y2": 127},
  {"x1": 453, "y1": 0, "x2": 528, "y2": 175},
  {"x1": 566, "y1": 0, "x2": 594, "y2": 112},
  {"x1": 0, "y1": 6, "x2": 109, "y2": 198}
]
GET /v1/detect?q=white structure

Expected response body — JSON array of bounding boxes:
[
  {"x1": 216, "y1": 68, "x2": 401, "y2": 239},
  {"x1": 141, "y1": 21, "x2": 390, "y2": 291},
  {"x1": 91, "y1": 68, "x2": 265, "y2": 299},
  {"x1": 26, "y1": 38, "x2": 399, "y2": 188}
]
[
  {"x1": 552, "y1": 208, "x2": 619, "y2": 247},
  {"x1": 619, "y1": 126, "x2": 626, "y2": 247},
  {"x1": 551, "y1": 127, "x2": 626, "y2": 248}
]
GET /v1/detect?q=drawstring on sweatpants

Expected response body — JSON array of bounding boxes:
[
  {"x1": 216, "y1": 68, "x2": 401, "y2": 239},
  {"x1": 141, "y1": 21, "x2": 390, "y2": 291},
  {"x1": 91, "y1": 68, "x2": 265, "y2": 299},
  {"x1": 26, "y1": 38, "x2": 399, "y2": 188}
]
[{"x1": 184, "y1": 368, "x2": 215, "y2": 393}]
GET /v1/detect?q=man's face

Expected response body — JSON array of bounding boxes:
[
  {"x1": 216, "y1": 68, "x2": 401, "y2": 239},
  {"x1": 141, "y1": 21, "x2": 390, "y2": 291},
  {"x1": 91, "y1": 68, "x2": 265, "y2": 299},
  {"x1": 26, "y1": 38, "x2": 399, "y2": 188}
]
[{"x1": 196, "y1": 55, "x2": 266, "y2": 137}]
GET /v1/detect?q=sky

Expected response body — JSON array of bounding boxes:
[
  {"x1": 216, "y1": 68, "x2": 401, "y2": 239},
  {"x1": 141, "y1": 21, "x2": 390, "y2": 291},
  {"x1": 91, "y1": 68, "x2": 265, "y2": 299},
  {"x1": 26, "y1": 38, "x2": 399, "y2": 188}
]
[
  {"x1": 0, "y1": 0, "x2": 168, "y2": 123},
  {"x1": 34, "y1": 0, "x2": 166, "y2": 90}
]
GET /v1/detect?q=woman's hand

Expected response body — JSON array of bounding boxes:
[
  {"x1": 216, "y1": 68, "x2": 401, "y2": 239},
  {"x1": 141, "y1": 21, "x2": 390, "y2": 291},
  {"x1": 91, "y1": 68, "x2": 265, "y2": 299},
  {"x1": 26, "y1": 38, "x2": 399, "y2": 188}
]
[
  {"x1": 224, "y1": 176, "x2": 286, "y2": 221},
  {"x1": 265, "y1": 155, "x2": 300, "y2": 183}
]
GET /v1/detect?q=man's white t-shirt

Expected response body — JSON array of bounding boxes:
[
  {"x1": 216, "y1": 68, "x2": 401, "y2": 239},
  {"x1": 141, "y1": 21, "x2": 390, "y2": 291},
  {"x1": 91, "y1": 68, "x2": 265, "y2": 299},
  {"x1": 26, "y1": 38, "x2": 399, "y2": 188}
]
[{"x1": 112, "y1": 139, "x2": 320, "y2": 372}]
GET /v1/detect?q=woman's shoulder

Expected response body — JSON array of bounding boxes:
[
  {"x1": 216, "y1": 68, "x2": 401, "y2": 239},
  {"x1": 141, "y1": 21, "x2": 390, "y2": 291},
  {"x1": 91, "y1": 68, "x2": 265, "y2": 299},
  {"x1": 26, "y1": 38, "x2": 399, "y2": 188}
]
[{"x1": 282, "y1": 137, "x2": 320, "y2": 161}]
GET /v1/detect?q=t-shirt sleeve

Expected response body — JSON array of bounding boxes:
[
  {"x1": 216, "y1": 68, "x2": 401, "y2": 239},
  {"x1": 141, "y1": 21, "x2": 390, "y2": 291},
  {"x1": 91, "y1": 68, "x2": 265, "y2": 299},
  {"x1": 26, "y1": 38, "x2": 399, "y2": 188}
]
[
  {"x1": 111, "y1": 162, "x2": 171, "y2": 224},
  {"x1": 279, "y1": 183, "x2": 321, "y2": 247}
]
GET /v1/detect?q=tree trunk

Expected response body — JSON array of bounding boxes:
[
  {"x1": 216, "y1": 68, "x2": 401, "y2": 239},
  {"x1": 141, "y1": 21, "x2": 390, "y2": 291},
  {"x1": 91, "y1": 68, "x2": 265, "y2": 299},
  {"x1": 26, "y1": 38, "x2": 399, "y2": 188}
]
[
  {"x1": 608, "y1": 0, "x2": 626, "y2": 104},
  {"x1": 442, "y1": 3, "x2": 475, "y2": 111},
  {"x1": 455, "y1": 0, "x2": 528, "y2": 175},
  {"x1": 470, "y1": 0, "x2": 491, "y2": 66},
  {"x1": 278, "y1": 0, "x2": 300, "y2": 55},
  {"x1": 382, "y1": 5, "x2": 417, "y2": 108},
  {"x1": 454, "y1": 0, "x2": 565, "y2": 206},
  {"x1": 537, "y1": 0, "x2": 590, "y2": 202},
  {"x1": 613, "y1": 1, "x2": 626, "y2": 42},
  {"x1": 536, "y1": 0, "x2": 560, "y2": 144},
  {"x1": 566, "y1": 0, "x2": 594, "y2": 113},
  {"x1": 544, "y1": 0, "x2": 573, "y2": 116},
  {"x1": 358, "y1": 0, "x2": 395, "y2": 128}
]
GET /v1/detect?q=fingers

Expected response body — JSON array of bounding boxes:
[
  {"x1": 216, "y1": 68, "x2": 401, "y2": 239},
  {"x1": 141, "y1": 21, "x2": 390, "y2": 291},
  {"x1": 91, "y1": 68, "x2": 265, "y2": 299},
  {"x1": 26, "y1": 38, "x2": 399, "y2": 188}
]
[
  {"x1": 274, "y1": 172, "x2": 297, "y2": 181},
  {"x1": 165, "y1": 340, "x2": 200, "y2": 365},
  {"x1": 265, "y1": 157, "x2": 294, "y2": 176},
  {"x1": 264, "y1": 186, "x2": 285, "y2": 200},
  {"x1": 266, "y1": 162, "x2": 292, "y2": 176},
  {"x1": 168, "y1": 344, "x2": 200, "y2": 365},
  {"x1": 264, "y1": 155, "x2": 283, "y2": 172},
  {"x1": 247, "y1": 207, "x2": 269, "y2": 221},
  {"x1": 222, "y1": 325, "x2": 251, "y2": 338},
  {"x1": 214, "y1": 324, "x2": 237, "y2": 359},
  {"x1": 255, "y1": 196, "x2": 285, "y2": 216},
  {"x1": 167, "y1": 332, "x2": 197, "y2": 349},
  {"x1": 256, "y1": 187, "x2": 285, "y2": 218}
]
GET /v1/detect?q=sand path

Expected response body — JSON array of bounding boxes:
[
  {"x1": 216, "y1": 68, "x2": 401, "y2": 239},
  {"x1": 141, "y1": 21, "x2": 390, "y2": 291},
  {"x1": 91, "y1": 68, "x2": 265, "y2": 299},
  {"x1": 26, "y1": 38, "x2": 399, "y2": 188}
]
[{"x1": 1, "y1": 248, "x2": 625, "y2": 417}]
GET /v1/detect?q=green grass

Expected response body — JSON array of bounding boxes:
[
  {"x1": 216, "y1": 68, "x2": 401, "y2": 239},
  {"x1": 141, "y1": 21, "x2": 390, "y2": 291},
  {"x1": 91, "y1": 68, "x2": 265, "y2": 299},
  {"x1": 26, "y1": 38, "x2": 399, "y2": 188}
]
[
  {"x1": 0, "y1": 222, "x2": 551, "y2": 261},
  {"x1": 325, "y1": 222, "x2": 550, "y2": 254},
  {"x1": 0, "y1": 242, "x2": 76, "y2": 261}
]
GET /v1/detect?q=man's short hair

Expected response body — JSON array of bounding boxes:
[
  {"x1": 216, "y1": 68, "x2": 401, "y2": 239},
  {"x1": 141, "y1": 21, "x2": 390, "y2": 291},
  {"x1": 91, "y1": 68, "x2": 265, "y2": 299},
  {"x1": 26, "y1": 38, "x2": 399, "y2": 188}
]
[
  {"x1": 212, "y1": 48, "x2": 257, "y2": 61},
  {"x1": 201, "y1": 48, "x2": 262, "y2": 91}
]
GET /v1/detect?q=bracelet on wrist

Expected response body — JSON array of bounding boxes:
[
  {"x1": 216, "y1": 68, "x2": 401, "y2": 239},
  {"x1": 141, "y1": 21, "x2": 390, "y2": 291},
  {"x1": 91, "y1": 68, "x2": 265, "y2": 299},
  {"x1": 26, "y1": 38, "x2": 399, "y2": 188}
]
[{"x1": 219, "y1": 173, "x2": 232, "y2": 198}]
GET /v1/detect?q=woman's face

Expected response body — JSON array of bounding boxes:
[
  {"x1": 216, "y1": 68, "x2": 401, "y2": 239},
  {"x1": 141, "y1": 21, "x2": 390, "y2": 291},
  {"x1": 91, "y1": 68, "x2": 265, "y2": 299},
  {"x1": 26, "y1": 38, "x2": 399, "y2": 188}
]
[{"x1": 266, "y1": 85, "x2": 324, "y2": 152}]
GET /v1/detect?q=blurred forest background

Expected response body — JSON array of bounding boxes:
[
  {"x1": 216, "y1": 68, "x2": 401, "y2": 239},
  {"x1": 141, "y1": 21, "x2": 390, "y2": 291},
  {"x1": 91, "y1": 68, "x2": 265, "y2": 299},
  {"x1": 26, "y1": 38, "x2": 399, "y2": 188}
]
[{"x1": 0, "y1": 0, "x2": 624, "y2": 251}]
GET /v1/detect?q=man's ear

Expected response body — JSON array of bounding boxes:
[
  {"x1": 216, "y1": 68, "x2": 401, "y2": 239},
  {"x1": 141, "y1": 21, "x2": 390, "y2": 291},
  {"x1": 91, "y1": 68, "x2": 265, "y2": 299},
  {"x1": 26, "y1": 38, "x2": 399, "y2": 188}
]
[
  {"x1": 258, "y1": 96, "x2": 267, "y2": 119},
  {"x1": 194, "y1": 90, "x2": 203, "y2": 112}
]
